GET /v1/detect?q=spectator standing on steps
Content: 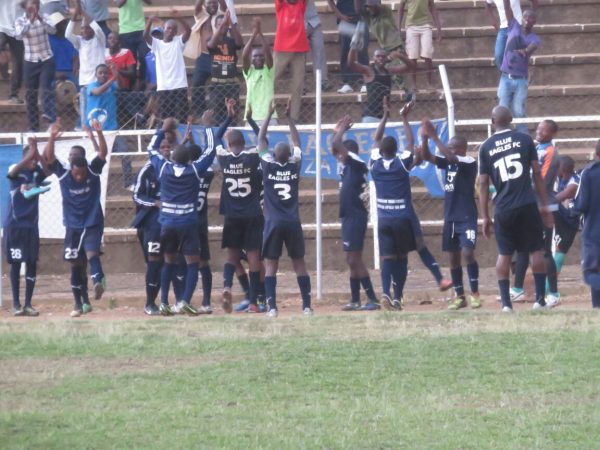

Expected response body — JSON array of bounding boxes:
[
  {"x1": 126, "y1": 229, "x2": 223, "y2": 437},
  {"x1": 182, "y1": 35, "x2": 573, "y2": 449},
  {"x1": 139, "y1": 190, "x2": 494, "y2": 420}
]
[
  {"x1": 485, "y1": 0, "x2": 538, "y2": 70},
  {"x1": 115, "y1": 0, "x2": 152, "y2": 89},
  {"x1": 273, "y1": 0, "x2": 309, "y2": 122},
  {"x1": 0, "y1": 0, "x2": 25, "y2": 104},
  {"x1": 497, "y1": 0, "x2": 539, "y2": 134},
  {"x1": 398, "y1": 0, "x2": 442, "y2": 89},
  {"x1": 305, "y1": 0, "x2": 331, "y2": 91},
  {"x1": 242, "y1": 17, "x2": 276, "y2": 125},
  {"x1": 14, "y1": 0, "x2": 57, "y2": 131},
  {"x1": 187, "y1": 0, "x2": 226, "y2": 116},
  {"x1": 66, "y1": 3, "x2": 105, "y2": 128},
  {"x1": 144, "y1": 14, "x2": 191, "y2": 123},
  {"x1": 326, "y1": 0, "x2": 369, "y2": 94},
  {"x1": 78, "y1": 0, "x2": 111, "y2": 40},
  {"x1": 207, "y1": 11, "x2": 243, "y2": 124}
]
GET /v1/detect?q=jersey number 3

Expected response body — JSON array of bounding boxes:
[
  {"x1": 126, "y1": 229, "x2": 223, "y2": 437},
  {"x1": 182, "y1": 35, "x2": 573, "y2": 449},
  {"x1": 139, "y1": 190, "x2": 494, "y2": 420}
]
[
  {"x1": 493, "y1": 154, "x2": 523, "y2": 182},
  {"x1": 225, "y1": 177, "x2": 251, "y2": 198},
  {"x1": 274, "y1": 183, "x2": 292, "y2": 201}
]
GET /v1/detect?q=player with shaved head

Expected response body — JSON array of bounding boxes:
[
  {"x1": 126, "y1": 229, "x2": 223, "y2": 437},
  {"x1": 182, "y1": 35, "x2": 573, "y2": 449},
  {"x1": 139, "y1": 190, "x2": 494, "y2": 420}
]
[{"x1": 479, "y1": 106, "x2": 554, "y2": 312}]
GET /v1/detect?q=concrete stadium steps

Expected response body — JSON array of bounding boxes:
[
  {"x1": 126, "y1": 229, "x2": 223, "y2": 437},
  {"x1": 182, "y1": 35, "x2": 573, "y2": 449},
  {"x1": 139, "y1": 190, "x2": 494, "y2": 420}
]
[{"x1": 118, "y1": 0, "x2": 600, "y2": 32}]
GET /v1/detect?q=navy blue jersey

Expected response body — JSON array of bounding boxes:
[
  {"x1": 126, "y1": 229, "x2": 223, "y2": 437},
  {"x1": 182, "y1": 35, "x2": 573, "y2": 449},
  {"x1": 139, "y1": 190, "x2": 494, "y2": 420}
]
[
  {"x1": 369, "y1": 148, "x2": 414, "y2": 219},
  {"x1": 51, "y1": 157, "x2": 105, "y2": 229},
  {"x1": 478, "y1": 129, "x2": 538, "y2": 213},
  {"x1": 434, "y1": 155, "x2": 478, "y2": 223},
  {"x1": 131, "y1": 161, "x2": 160, "y2": 229},
  {"x1": 338, "y1": 152, "x2": 369, "y2": 219},
  {"x1": 555, "y1": 173, "x2": 580, "y2": 229},
  {"x1": 217, "y1": 145, "x2": 263, "y2": 218},
  {"x1": 197, "y1": 168, "x2": 215, "y2": 223},
  {"x1": 4, "y1": 164, "x2": 47, "y2": 228},
  {"x1": 260, "y1": 147, "x2": 302, "y2": 222},
  {"x1": 575, "y1": 160, "x2": 600, "y2": 243},
  {"x1": 148, "y1": 129, "x2": 216, "y2": 226}
]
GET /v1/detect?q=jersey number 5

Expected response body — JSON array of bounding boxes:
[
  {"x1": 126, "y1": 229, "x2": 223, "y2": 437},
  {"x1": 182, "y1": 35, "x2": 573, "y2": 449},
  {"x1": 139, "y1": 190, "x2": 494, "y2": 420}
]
[
  {"x1": 493, "y1": 154, "x2": 523, "y2": 182},
  {"x1": 225, "y1": 177, "x2": 251, "y2": 198}
]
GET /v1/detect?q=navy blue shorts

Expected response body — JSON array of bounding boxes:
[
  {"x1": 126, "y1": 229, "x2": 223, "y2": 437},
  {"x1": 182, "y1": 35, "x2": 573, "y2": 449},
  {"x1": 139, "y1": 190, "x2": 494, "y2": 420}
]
[
  {"x1": 64, "y1": 224, "x2": 103, "y2": 261},
  {"x1": 143, "y1": 223, "x2": 162, "y2": 257},
  {"x1": 4, "y1": 226, "x2": 39, "y2": 264},
  {"x1": 161, "y1": 224, "x2": 200, "y2": 256},
  {"x1": 197, "y1": 219, "x2": 211, "y2": 261},
  {"x1": 442, "y1": 220, "x2": 477, "y2": 252},
  {"x1": 408, "y1": 210, "x2": 424, "y2": 238},
  {"x1": 494, "y1": 204, "x2": 543, "y2": 255},
  {"x1": 553, "y1": 212, "x2": 578, "y2": 254},
  {"x1": 341, "y1": 216, "x2": 368, "y2": 252},
  {"x1": 262, "y1": 220, "x2": 305, "y2": 260},
  {"x1": 378, "y1": 217, "x2": 416, "y2": 257},
  {"x1": 222, "y1": 215, "x2": 264, "y2": 251},
  {"x1": 582, "y1": 240, "x2": 600, "y2": 273}
]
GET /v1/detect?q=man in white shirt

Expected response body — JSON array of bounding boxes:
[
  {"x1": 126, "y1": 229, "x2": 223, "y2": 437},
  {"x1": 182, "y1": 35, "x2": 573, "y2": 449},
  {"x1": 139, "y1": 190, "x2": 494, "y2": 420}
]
[
  {"x1": 484, "y1": 0, "x2": 538, "y2": 70},
  {"x1": 0, "y1": 0, "x2": 25, "y2": 103},
  {"x1": 66, "y1": 3, "x2": 105, "y2": 128},
  {"x1": 144, "y1": 15, "x2": 192, "y2": 123}
]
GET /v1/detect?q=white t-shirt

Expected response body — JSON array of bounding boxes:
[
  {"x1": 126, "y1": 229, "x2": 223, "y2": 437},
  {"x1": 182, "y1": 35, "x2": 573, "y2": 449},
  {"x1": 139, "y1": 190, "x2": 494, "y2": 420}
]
[
  {"x1": 486, "y1": 0, "x2": 523, "y2": 28},
  {"x1": 0, "y1": 0, "x2": 23, "y2": 36},
  {"x1": 151, "y1": 35, "x2": 188, "y2": 91},
  {"x1": 66, "y1": 20, "x2": 107, "y2": 86}
]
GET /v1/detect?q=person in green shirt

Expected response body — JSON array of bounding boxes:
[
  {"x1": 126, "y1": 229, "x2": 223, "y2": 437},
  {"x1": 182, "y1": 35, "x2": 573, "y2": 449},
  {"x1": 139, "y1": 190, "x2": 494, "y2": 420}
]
[
  {"x1": 242, "y1": 17, "x2": 276, "y2": 125},
  {"x1": 114, "y1": 0, "x2": 152, "y2": 89},
  {"x1": 398, "y1": 0, "x2": 442, "y2": 89}
]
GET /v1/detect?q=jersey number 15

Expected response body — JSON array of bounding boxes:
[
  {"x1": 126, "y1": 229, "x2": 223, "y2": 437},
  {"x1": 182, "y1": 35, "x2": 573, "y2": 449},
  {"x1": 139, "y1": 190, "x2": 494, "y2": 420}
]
[{"x1": 493, "y1": 154, "x2": 523, "y2": 182}]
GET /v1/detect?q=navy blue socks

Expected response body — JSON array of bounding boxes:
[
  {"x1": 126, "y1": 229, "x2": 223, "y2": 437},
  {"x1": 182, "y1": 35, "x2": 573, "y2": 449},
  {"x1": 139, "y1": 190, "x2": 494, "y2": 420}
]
[
  {"x1": 265, "y1": 275, "x2": 277, "y2": 310},
  {"x1": 450, "y1": 267, "x2": 464, "y2": 298},
  {"x1": 418, "y1": 247, "x2": 442, "y2": 283},
  {"x1": 10, "y1": 263, "x2": 20, "y2": 309},
  {"x1": 199, "y1": 265, "x2": 212, "y2": 306},
  {"x1": 297, "y1": 275, "x2": 311, "y2": 309},
  {"x1": 467, "y1": 262, "x2": 479, "y2": 293}
]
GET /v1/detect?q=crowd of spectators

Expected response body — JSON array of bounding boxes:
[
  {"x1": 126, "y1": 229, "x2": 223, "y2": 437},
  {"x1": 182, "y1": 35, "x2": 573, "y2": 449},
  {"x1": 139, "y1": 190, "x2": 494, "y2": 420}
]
[{"x1": 0, "y1": 0, "x2": 541, "y2": 131}]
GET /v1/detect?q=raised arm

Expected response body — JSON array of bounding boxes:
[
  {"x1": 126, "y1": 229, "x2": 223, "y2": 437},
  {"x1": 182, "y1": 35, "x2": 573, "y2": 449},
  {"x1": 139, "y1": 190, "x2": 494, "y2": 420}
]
[
  {"x1": 286, "y1": 99, "x2": 300, "y2": 148},
  {"x1": 43, "y1": 120, "x2": 64, "y2": 165},
  {"x1": 216, "y1": 98, "x2": 236, "y2": 141},
  {"x1": 193, "y1": 128, "x2": 217, "y2": 173},
  {"x1": 400, "y1": 101, "x2": 415, "y2": 153},
  {"x1": 65, "y1": 18, "x2": 78, "y2": 47},
  {"x1": 230, "y1": 21, "x2": 243, "y2": 48},
  {"x1": 349, "y1": 47, "x2": 374, "y2": 82},
  {"x1": 417, "y1": 126, "x2": 435, "y2": 164},
  {"x1": 242, "y1": 20, "x2": 258, "y2": 72},
  {"x1": 258, "y1": 102, "x2": 276, "y2": 154},
  {"x1": 90, "y1": 120, "x2": 108, "y2": 161},
  {"x1": 331, "y1": 115, "x2": 353, "y2": 163},
  {"x1": 207, "y1": 11, "x2": 231, "y2": 49},
  {"x1": 143, "y1": 16, "x2": 156, "y2": 46},
  {"x1": 374, "y1": 96, "x2": 390, "y2": 149},
  {"x1": 84, "y1": 125, "x2": 100, "y2": 154},
  {"x1": 245, "y1": 106, "x2": 261, "y2": 136},
  {"x1": 176, "y1": 14, "x2": 192, "y2": 43},
  {"x1": 90, "y1": 76, "x2": 115, "y2": 96},
  {"x1": 194, "y1": 0, "x2": 205, "y2": 16},
  {"x1": 8, "y1": 138, "x2": 39, "y2": 179},
  {"x1": 421, "y1": 118, "x2": 457, "y2": 163}
]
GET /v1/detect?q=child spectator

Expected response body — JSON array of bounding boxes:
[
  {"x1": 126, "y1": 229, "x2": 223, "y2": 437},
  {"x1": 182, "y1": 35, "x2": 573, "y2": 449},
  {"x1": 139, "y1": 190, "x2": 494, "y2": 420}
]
[{"x1": 85, "y1": 63, "x2": 117, "y2": 130}]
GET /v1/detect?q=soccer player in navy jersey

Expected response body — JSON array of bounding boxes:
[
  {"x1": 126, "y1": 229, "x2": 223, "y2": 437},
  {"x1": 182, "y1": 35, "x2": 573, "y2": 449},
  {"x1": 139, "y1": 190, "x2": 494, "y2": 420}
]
[
  {"x1": 217, "y1": 111, "x2": 265, "y2": 314},
  {"x1": 44, "y1": 119, "x2": 109, "y2": 318},
  {"x1": 479, "y1": 106, "x2": 554, "y2": 311},
  {"x1": 419, "y1": 120, "x2": 481, "y2": 310},
  {"x1": 370, "y1": 99, "x2": 452, "y2": 310},
  {"x1": 331, "y1": 114, "x2": 378, "y2": 311},
  {"x1": 4, "y1": 138, "x2": 49, "y2": 316},
  {"x1": 132, "y1": 121, "x2": 176, "y2": 316},
  {"x1": 574, "y1": 140, "x2": 600, "y2": 308},
  {"x1": 551, "y1": 155, "x2": 580, "y2": 284},
  {"x1": 257, "y1": 101, "x2": 312, "y2": 317},
  {"x1": 147, "y1": 119, "x2": 216, "y2": 316}
]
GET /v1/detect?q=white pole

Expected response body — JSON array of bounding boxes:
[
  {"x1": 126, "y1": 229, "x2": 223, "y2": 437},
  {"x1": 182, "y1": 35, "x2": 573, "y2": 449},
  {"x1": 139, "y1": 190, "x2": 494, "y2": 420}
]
[
  {"x1": 369, "y1": 181, "x2": 380, "y2": 270},
  {"x1": 315, "y1": 69, "x2": 323, "y2": 301},
  {"x1": 438, "y1": 64, "x2": 455, "y2": 139}
]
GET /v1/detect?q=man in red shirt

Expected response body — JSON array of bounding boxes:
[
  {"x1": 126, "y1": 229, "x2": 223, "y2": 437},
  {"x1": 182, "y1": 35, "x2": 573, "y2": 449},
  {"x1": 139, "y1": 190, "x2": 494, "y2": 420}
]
[
  {"x1": 105, "y1": 32, "x2": 136, "y2": 90},
  {"x1": 273, "y1": 0, "x2": 309, "y2": 122}
]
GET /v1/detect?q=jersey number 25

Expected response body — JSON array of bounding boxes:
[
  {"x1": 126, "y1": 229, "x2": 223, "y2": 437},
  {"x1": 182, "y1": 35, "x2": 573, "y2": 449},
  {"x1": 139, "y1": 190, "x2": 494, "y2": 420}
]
[{"x1": 225, "y1": 177, "x2": 251, "y2": 198}]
